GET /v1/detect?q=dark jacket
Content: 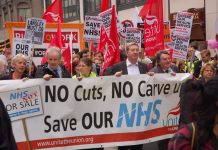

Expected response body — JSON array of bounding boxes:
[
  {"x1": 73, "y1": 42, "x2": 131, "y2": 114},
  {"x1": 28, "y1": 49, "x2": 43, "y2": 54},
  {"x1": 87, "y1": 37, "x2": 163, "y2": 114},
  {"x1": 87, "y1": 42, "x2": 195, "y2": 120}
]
[
  {"x1": 193, "y1": 60, "x2": 202, "y2": 78},
  {"x1": 104, "y1": 61, "x2": 148, "y2": 76},
  {"x1": 150, "y1": 64, "x2": 179, "y2": 73},
  {"x1": 0, "y1": 71, "x2": 29, "y2": 80},
  {"x1": 34, "y1": 64, "x2": 71, "y2": 78},
  {"x1": 0, "y1": 98, "x2": 18, "y2": 150}
]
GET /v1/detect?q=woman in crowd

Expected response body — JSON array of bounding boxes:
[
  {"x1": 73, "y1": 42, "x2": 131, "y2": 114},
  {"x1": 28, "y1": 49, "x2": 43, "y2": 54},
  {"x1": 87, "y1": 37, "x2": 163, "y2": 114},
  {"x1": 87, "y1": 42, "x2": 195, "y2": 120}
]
[
  {"x1": 168, "y1": 76, "x2": 218, "y2": 150},
  {"x1": 25, "y1": 61, "x2": 37, "y2": 78},
  {"x1": 199, "y1": 63, "x2": 216, "y2": 83},
  {"x1": 72, "y1": 57, "x2": 101, "y2": 150},
  {"x1": 71, "y1": 53, "x2": 80, "y2": 76},
  {"x1": 0, "y1": 54, "x2": 29, "y2": 80},
  {"x1": 73, "y1": 57, "x2": 96, "y2": 79}
]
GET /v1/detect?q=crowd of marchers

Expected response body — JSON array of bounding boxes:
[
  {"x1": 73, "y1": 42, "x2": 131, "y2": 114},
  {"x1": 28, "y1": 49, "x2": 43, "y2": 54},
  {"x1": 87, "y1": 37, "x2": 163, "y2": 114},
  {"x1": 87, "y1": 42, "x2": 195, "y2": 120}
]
[{"x1": 0, "y1": 42, "x2": 218, "y2": 150}]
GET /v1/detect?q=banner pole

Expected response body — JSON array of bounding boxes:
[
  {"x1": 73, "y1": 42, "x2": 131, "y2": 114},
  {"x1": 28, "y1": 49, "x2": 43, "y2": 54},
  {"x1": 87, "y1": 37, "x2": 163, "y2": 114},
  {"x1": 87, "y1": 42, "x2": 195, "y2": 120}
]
[
  {"x1": 28, "y1": 44, "x2": 34, "y2": 76},
  {"x1": 22, "y1": 119, "x2": 32, "y2": 150}
]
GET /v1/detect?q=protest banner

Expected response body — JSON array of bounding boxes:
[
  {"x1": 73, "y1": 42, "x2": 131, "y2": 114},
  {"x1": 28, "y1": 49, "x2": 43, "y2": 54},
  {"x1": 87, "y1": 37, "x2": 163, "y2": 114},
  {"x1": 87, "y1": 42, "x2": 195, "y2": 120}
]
[
  {"x1": 164, "y1": 21, "x2": 171, "y2": 43},
  {"x1": 13, "y1": 38, "x2": 32, "y2": 57},
  {"x1": 25, "y1": 18, "x2": 46, "y2": 45},
  {"x1": 0, "y1": 74, "x2": 191, "y2": 150},
  {"x1": 5, "y1": 22, "x2": 84, "y2": 65},
  {"x1": 0, "y1": 86, "x2": 43, "y2": 121},
  {"x1": 174, "y1": 12, "x2": 193, "y2": 37},
  {"x1": 173, "y1": 12, "x2": 193, "y2": 60},
  {"x1": 83, "y1": 16, "x2": 102, "y2": 43},
  {"x1": 119, "y1": 20, "x2": 134, "y2": 39},
  {"x1": 99, "y1": 8, "x2": 122, "y2": 36},
  {"x1": 125, "y1": 27, "x2": 141, "y2": 51}
]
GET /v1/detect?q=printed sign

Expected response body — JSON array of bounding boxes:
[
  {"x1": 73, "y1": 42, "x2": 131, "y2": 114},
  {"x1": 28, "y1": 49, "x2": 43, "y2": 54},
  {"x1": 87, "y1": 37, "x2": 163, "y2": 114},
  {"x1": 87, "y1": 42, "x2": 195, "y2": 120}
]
[
  {"x1": 119, "y1": 20, "x2": 134, "y2": 39},
  {"x1": 125, "y1": 27, "x2": 141, "y2": 51},
  {"x1": 173, "y1": 12, "x2": 193, "y2": 60},
  {"x1": 0, "y1": 86, "x2": 43, "y2": 121},
  {"x1": 13, "y1": 38, "x2": 32, "y2": 57},
  {"x1": 173, "y1": 36, "x2": 190, "y2": 60},
  {"x1": 137, "y1": 23, "x2": 145, "y2": 48},
  {"x1": 83, "y1": 16, "x2": 102, "y2": 43},
  {"x1": 25, "y1": 18, "x2": 46, "y2": 45},
  {"x1": 99, "y1": 8, "x2": 122, "y2": 36},
  {"x1": 12, "y1": 28, "x2": 81, "y2": 65},
  {"x1": 174, "y1": 12, "x2": 193, "y2": 37}
]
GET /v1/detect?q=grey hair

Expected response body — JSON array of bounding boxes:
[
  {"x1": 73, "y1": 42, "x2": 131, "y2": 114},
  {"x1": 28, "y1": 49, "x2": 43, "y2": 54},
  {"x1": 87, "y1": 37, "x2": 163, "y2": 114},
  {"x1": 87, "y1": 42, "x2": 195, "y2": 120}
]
[
  {"x1": 12, "y1": 53, "x2": 27, "y2": 65},
  {"x1": 46, "y1": 46, "x2": 62, "y2": 60},
  {"x1": 126, "y1": 42, "x2": 139, "y2": 51}
]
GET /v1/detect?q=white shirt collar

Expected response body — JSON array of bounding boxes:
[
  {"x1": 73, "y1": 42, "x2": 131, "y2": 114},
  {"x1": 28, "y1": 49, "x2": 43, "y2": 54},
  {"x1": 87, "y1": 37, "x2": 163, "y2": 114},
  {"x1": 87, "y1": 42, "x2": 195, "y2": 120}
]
[{"x1": 126, "y1": 59, "x2": 138, "y2": 67}]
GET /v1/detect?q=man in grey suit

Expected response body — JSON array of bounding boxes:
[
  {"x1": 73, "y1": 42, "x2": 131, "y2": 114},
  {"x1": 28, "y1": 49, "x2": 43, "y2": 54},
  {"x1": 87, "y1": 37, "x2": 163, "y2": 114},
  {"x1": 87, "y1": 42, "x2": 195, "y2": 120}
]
[
  {"x1": 150, "y1": 50, "x2": 179, "y2": 150},
  {"x1": 104, "y1": 42, "x2": 148, "y2": 150},
  {"x1": 104, "y1": 42, "x2": 148, "y2": 76}
]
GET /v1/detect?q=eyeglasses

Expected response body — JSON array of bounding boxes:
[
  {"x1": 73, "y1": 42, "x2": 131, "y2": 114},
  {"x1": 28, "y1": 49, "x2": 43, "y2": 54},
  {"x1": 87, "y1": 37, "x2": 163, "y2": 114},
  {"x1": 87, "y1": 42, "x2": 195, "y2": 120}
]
[{"x1": 78, "y1": 64, "x2": 88, "y2": 68}]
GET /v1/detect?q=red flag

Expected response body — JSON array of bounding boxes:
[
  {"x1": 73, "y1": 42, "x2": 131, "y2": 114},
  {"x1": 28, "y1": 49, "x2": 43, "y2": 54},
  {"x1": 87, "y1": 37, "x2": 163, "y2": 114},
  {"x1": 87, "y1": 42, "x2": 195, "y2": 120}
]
[
  {"x1": 62, "y1": 44, "x2": 71, "y2": 72},
  {"x1": 19, "y1": 16, "x2": 23, "y2": 22},
  {"x1": 138, "y1": 0, "x2": 153, "y2": 19},
  {"x1": 101, "y1": 0, "x2": 110, "y2": 12},
  {"x1": 42, "y1": 0, "x2": 63, "y2": 23},
  {"x1": 102, "y1": 5, "x2": 120, "y2": 75},
  {"x1": 98, "y1": 25, "x2": 109, "y2": 54},
  {"x1": 41, "y1": 19, "x2": 64, "y2": 64},
  {"x1": 142, "y1": 0, "x2": 164, "y2": 56}
]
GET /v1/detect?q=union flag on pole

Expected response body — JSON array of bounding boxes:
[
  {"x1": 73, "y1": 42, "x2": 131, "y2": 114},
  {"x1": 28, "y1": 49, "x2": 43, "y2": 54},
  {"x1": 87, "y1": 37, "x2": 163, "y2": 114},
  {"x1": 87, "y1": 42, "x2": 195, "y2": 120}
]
[
  {"x1": 42, "y1": 0, "x2": 64, "y2": 23},
  {"x1": 98, "y1": 25, "x2": 109, "y2": 54},
  {"x1": 101, "y1": 0, "x2": 110, "y2": 12},
  {"x1": 139, "y1": 0, "x2": 164, "y2": 56},
  {"x1": 102, "y1": 5, "x2": 120, "y2": 75}
]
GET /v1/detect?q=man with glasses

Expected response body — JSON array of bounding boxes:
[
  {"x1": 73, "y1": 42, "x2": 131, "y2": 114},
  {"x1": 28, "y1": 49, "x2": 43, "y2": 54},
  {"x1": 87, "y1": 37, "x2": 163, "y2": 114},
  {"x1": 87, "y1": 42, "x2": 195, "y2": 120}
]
[{"x1": 150, "y1": 50, "x2": 179, "y2": 150}]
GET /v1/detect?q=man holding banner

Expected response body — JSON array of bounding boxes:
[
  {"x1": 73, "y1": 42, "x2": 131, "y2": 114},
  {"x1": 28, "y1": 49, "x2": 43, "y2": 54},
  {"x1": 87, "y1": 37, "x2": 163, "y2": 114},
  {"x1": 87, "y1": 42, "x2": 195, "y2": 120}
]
[
  {"x1": 104, "y1": 42, "x2": 148, "y2": 150},
  {"x1": 35, "y1": 46, "x2": 71, "y2": 79}
]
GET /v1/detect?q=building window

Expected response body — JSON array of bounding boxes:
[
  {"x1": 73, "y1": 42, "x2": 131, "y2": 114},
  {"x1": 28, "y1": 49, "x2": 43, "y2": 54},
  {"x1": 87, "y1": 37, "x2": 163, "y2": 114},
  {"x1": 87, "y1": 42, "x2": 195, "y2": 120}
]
[
  {"x1": 117, "y1": 0, "x2": 146, "y2": 11},
  {"x1": 84, "y1": 0, "x2": 101, "y2": 16},
  {"x1": 63, "y1": 0, "x2": 80, "y2": 21},
  {"x1": 17, "y1": 2, "x2": 31, "y2": 21},
  {"x1": 45, "y1": 0, "x2": 52, "y2": 9},
  {"x1": 0, "y1": 15, "x2": 2, "y2": 28}
]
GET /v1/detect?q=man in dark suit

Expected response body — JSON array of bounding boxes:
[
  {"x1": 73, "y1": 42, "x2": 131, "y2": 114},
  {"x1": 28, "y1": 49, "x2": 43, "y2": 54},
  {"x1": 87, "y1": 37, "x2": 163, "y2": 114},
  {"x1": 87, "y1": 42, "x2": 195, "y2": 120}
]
[
  {"x1": 35, "y1": 46, "x2": 71, "y2": 80},
  {"x1": 0, "y1": 98, "x2": 18, "y2": 150},
  {"x1": 104, "y1": 42, "x2": 148, "y2": 76},
  {"x1": 193, "y1": 49, "x2": 211, "y2": 78},
  {"x1": 105, "y1": 42, "x2": 147, "y2": 150}
]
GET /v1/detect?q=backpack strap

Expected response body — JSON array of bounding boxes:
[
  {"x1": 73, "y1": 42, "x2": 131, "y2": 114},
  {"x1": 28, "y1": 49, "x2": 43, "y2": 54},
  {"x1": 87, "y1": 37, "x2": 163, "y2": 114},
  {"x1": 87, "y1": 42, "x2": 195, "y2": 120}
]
[
  {"x1": 187, "y1": 122, "x2": 198, "y2": 150},
  {"x1": 191, "y1": 122, "x2": 196, "y2": 150}
]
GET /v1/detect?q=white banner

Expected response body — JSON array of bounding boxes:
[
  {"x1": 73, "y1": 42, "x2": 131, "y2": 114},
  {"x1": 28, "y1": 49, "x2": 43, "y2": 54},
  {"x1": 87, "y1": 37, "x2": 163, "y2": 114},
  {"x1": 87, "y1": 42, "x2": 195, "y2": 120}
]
[
  {"x1": 0, "y1": 74, "x2": 191, "y2": 149},
  {"x1": 13, "y1": 38, "x2": 32, "y2": 57},
  {"x1": 83, "y1": 16, "x2": 102, "y2": 43}
]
